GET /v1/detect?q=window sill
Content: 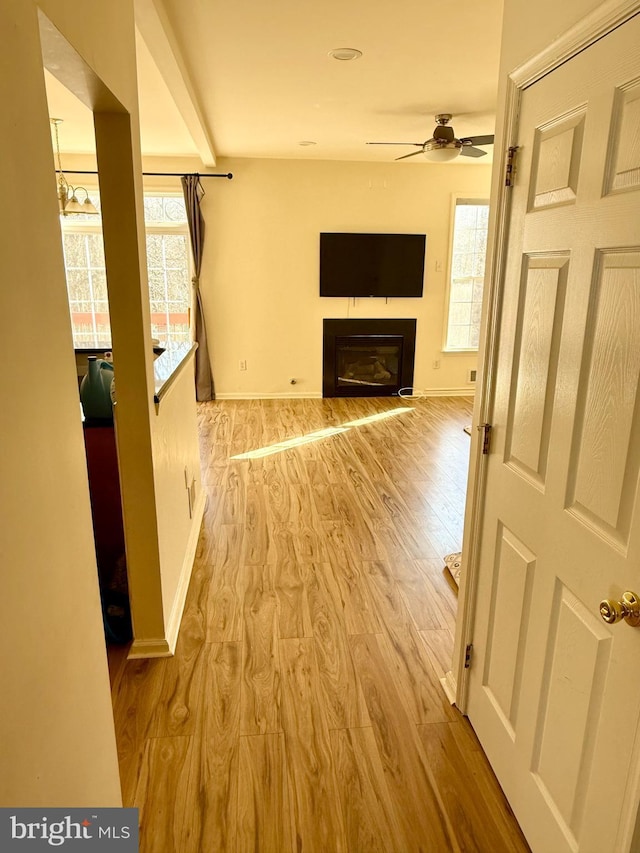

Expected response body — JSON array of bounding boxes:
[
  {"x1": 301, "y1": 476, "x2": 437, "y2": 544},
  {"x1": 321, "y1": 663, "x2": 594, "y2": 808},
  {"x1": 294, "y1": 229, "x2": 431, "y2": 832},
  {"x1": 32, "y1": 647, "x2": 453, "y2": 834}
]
[{"x1": 441, "y1": 347, "x2": 479, "y2": 355}]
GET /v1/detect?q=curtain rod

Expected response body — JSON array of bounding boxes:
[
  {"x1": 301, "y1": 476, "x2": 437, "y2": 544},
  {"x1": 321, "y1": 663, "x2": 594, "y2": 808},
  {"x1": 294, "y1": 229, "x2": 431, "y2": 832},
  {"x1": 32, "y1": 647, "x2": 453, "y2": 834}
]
[{"x1": 55, "y1": 169, "x2": 233, "y2": 179}]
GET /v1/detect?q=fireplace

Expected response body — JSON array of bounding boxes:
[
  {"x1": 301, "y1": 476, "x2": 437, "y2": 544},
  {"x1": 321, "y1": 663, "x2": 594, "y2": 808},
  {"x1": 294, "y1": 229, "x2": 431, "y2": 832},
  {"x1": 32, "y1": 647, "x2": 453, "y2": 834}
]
[{"x1": 323, "y1": 318, "x2": 417, "y2": 397}]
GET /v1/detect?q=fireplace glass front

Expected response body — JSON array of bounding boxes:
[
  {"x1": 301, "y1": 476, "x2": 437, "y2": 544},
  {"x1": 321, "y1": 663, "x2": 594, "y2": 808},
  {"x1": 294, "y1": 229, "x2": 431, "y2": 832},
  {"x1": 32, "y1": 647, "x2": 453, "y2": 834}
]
[{"x1": 335, "y1": 335, "x2": 403, "y2": 393}]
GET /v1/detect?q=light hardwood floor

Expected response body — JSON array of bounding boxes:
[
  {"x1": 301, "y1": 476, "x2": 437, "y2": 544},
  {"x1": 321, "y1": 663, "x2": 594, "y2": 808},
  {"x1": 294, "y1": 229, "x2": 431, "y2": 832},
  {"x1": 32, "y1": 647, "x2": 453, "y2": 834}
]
[{"x1": 112, "y1": 395, "x2": 530, "y2": 852}]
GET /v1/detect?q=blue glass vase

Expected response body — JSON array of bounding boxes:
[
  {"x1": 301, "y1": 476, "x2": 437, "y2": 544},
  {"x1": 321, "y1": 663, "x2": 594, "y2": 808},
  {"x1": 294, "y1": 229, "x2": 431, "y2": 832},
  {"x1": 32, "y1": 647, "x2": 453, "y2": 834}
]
[{"x1": 80, "y1": 357, "x2": 114, "y2": 421}]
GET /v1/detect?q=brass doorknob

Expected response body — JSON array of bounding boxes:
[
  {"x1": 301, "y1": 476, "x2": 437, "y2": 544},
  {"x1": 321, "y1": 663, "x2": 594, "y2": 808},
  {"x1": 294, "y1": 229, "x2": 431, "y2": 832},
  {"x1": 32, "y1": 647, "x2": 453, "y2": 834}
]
[{"x1": 599, "y1": 591, "x2": 640, "y2": 627}]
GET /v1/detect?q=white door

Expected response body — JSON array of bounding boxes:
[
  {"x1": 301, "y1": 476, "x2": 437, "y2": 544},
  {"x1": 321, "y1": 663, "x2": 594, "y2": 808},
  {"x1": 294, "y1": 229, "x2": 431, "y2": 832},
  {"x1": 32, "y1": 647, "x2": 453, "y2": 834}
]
[{"x1": 467, "y1": 14, "x2": 640, "y2": 853}]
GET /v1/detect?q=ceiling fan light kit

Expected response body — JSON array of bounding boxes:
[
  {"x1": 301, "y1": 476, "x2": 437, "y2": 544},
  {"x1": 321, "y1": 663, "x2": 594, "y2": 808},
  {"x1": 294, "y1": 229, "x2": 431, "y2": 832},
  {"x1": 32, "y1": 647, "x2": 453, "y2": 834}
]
[{"x1": 422, "y1": 142, "x2": 461, "y2": 162}]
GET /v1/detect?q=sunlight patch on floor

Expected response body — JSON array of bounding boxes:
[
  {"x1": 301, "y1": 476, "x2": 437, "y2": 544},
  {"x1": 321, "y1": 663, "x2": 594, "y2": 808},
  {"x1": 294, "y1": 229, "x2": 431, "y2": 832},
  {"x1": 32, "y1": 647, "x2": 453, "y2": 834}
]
[{"x1": 230, "y1": 406, "x2": 414, "y2": 459}]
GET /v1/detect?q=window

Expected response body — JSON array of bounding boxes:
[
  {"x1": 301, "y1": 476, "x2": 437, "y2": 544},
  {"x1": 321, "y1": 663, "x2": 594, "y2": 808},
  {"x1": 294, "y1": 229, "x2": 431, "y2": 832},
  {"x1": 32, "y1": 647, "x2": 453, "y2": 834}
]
[
  {"x1": 144, "y1": 197, "x2": 191, "y2": 348},
  {"x1": 444, "y1": 198, "x2": 489, "y2": 351},
  {"x1": 63, "y1": 230, "x2": 110, "y2": 344},
  {"x1": 60, "y1": 194, "x2": 191, "y2": 349}
]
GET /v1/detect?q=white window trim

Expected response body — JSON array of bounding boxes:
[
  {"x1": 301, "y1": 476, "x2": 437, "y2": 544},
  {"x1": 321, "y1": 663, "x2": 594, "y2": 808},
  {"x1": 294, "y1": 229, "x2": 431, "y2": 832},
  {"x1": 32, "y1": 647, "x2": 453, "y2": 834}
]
[{"x1": 442, "y1": 194, "x2": 490, "y2": 353}]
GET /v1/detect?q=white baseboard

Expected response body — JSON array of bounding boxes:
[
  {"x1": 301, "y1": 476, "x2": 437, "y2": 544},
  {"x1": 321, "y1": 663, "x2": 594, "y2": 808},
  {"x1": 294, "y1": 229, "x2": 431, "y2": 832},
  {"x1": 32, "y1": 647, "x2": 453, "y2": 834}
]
[
  {"x1": 128, "y1": 638, "x2": 172, "y2": 659},
  {"x1": 441, "y1": 670, "x2": 458, "y2": 705},
  {"x1": 216, "y1": 391, "x2": 323, "y2": 399},
  {"x1": 127, "y1": 488, "x2": 206, "y2": 660},
  {"x1": 164, "y1": 488, "x2": 207, "y2": 655},
  {"x1": 215, "y1": 389, "x2": 474, "y2": 400},
  {"x1": 419, "y1": 387, "x2": 476, "y2": 398}
]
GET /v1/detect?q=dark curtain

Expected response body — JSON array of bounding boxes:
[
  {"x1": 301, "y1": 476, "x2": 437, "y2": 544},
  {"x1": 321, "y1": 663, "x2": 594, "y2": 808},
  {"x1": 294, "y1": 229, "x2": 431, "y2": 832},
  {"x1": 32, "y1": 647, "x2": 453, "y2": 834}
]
[{"x1": 181, "y1": 174, "x2": 215, "y2": 401}]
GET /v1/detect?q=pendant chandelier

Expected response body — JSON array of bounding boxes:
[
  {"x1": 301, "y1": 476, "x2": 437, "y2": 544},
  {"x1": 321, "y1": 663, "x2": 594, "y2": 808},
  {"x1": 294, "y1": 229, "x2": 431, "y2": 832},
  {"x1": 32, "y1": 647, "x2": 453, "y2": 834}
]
[{"x1": 50, "y1": 118, "x2": 99, "y2": 216}]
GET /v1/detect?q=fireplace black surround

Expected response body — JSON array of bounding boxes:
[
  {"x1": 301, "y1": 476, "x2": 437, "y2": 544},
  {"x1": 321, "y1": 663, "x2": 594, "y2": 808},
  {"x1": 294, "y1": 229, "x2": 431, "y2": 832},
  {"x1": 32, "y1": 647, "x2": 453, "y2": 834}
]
[{"x1": 323, "y1": 318, "x2": 417, "y2": 397}]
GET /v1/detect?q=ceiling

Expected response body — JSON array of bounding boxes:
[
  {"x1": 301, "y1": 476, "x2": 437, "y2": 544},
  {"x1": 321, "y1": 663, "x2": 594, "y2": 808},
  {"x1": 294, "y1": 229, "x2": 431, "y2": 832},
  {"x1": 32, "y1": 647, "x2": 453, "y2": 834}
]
[
  {"x1": 45, "y1": 0, "x2": 504, "y2": 166},
  {"x1": 44, "y1": 31, "x2": 200, "y2": 158}
]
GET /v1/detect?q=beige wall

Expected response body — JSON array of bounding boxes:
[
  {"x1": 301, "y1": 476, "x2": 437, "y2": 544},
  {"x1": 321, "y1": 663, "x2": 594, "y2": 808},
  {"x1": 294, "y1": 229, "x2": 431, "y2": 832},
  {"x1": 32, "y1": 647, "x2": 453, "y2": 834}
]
[
  {"x1": 0, "y1": 0, "x2": 204, "y2": 806},
  {"x1": 0, "y1": 0, "x2": 133, "y2": 806},
  {"x1": 64, "y1": 153, "x2": 490, "y2": 398},
  {"x1": 198, "y1": 156, "x2": 492, "y2": 397},
  {"x1": 151, "y1": 358, "x2": 203, "y2": 635}
]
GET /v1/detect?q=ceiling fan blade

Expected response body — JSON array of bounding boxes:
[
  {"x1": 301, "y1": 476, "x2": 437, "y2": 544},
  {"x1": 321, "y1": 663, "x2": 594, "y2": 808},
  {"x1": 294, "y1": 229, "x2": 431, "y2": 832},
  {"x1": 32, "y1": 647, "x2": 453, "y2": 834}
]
[
  {"x1": 460, "y1": 146, "x2": 488, "y2": 158},
  {"x1": 395, "y1": 150, "x2": 425, "y2": 161},
  {"x1": 366, "y1": 142, "x2": 424, "y2": 146},
  {"x1": 460, "y1": 134, "x2": 495, "y2": 146}
]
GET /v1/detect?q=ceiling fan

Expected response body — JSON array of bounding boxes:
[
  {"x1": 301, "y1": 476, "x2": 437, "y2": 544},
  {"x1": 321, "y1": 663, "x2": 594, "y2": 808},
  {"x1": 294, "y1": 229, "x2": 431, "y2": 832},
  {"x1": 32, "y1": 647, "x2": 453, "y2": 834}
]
[{"x1": 367, "y1": 114, "x2": 495, "y2": 162}]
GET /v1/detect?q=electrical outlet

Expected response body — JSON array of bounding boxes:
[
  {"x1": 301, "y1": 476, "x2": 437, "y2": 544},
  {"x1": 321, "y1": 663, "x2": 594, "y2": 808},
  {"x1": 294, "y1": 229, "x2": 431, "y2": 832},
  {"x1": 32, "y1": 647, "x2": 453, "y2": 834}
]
[
  {"x1": 432, "y1": 359, "x2": 441, "y2": 370},
  {"x1": 435, "y1": 260, "x2": 443, "y2": 272},
  {"x1": 239, "y1": 359, "x2": 247, "y2": 371}
]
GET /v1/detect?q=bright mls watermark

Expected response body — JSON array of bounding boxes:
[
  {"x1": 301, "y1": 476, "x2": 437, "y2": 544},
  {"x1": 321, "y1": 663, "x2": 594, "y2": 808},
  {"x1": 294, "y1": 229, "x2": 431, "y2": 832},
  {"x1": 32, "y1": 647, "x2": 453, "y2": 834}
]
[{"x1": 1, "y1": 809, "x2": 138, "y2": 850}]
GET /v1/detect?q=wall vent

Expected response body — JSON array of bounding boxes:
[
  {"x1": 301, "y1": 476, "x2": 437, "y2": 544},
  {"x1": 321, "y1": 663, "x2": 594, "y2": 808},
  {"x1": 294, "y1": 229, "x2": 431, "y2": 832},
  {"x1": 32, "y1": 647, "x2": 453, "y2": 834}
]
[{"x1": 467, "y1": 369, "x2": 477, "y2": 384}]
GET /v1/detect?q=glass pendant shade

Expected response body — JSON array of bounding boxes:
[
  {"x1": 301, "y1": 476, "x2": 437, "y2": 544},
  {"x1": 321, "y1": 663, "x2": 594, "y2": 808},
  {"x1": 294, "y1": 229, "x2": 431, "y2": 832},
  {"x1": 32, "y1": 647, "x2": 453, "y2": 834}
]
[
  {"x1": 64, "y1": 193, "x2": 85, "y2": 214},
  {"x1": 81, "y1": 197, "x2": 99, "y2": 215},
  {"x1": 422, "y1": 143, "x2": 460, "y2": 162}
]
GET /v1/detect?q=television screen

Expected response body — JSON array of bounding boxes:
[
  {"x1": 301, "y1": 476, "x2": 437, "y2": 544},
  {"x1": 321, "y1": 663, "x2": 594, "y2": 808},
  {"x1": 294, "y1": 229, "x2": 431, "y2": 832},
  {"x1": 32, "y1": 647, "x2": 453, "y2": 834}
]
[{"x1": 319, "y1": 232, "x2": 426, "y2": 298}]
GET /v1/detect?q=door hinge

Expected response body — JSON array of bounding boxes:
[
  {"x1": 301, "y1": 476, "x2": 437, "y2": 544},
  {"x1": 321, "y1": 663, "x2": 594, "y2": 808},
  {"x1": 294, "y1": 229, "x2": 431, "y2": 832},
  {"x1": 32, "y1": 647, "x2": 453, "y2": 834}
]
[
  {"x1": 465, "y1": 643, "x2": 473, "y2": 669},
  {"x1": 478, "y1": 423, "x2": 492, "y2": 454},
  {"x1": 505, "y1": 145, "x2": 519, "y2": 187}
]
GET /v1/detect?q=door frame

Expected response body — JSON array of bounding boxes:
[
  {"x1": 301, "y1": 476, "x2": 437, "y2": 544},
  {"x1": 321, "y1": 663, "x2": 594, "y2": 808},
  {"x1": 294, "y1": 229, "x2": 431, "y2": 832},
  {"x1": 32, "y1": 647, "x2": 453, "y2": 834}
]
[{"x1": 450, "y1": 0, "x2": 640, "y2": 708}]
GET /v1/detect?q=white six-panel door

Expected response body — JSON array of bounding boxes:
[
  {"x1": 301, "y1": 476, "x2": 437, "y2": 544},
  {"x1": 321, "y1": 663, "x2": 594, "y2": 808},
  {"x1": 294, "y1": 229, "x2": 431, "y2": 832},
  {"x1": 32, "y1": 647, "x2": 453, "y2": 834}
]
[{"x1": 467, "y1": 14, "x2": 640, "y2": 853}]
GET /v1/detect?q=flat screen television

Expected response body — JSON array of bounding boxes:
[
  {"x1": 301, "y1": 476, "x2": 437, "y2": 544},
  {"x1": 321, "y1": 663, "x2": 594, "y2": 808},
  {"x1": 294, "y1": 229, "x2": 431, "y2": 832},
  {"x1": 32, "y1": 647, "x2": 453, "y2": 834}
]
[{"x1": 319, "y1": 232, "x2": 426, "y2": 298}]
